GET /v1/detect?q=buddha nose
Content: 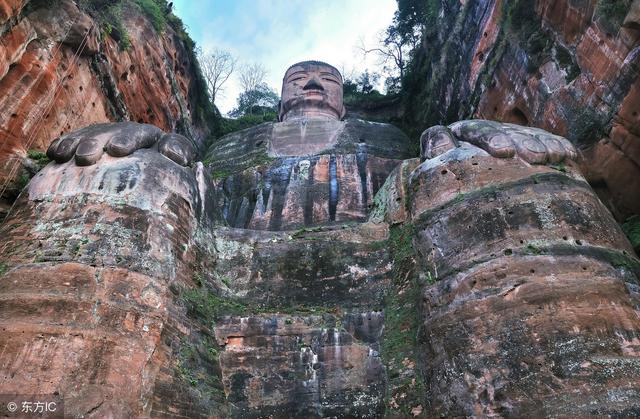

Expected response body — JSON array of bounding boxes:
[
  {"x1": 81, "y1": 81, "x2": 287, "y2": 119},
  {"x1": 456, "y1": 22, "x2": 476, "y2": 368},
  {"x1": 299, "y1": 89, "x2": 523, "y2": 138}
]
[{"x1": 303, "y1": 76, "x2": 324, "y2": 91}]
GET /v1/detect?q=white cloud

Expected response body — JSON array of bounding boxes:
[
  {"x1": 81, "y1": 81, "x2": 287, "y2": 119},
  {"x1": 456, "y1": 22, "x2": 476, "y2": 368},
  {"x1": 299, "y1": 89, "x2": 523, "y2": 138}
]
[{"x1": 174, "y1": 0, "x2": 397, "y2": 115}]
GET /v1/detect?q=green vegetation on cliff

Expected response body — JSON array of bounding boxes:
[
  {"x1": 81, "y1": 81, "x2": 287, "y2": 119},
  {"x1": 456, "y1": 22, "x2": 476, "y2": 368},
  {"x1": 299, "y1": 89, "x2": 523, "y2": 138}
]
[
  {"x1": 392, "y1": 0, "x2": 479, "y2": 137},
  {"x1": 381, "y1": 223, "x2": 428, "y2": 417},
  {"x1": 219, "y1": 113, "x2": 277, "y2": 137},
  {"x1": 183, "y1": 286, "x2": 247, "y2": 324},
  {"x1": 623, "y1": 215, "x2": 640, "y2": 255},
  {"x1": 77, "y1": 0, "x2": 132, "y2": 49},
  {"x1": 504, "y1": 0, "x2": 579, "y2": 80},
  {"x1": 596, "y1": 0, "x2": 633, "y2": 32},
  {"x1": 27, "y1": 150, "x2": 50, "y2": 167}
]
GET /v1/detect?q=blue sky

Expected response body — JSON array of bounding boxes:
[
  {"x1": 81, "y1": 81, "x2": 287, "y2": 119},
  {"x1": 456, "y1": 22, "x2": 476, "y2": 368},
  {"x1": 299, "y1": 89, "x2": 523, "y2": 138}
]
[{"x1": 173, "y1": 0, "x2": 398, "y2": 114}]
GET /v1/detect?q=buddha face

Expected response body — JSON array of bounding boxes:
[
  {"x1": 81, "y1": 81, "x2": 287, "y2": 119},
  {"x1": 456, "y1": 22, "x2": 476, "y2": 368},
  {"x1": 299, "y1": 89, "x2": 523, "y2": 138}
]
[{"x1": 279, "y1": 61, "x2": 346, "y2": 121}]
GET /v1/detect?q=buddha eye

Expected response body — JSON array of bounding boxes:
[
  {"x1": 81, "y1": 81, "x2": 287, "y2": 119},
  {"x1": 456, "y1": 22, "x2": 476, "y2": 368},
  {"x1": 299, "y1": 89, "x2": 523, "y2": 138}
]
[
  {"x1": 287, "y1": 71, "x2": 308, "y2": 83},
  {"x1": 322, "y1": 78, "x2": 340, "y2": 85}
]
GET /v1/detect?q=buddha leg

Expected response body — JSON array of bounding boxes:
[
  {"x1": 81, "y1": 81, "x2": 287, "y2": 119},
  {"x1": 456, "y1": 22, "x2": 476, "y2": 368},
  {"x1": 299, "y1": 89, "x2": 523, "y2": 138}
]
[
  {"x1": 0, "y1": 150, "x2": 219, "y2": 417},
  {"x1": 409, "y1": 139, "x2": 640, "y2": 416}
]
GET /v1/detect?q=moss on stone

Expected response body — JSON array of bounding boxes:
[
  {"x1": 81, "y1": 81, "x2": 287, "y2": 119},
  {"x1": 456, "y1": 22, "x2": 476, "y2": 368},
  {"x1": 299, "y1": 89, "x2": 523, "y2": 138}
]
[
  {"x1": 209, "y1": 168, "x2": 232, "y2": 180},
  {"x1": 183, "y1": 286, "x2": 248, "y2": 325},
  {"x1": 15, "y1": 172, "x2": 30, "y2": 192},
  {"x1": 596, "y1": 0, "x2": 632, "y2": 33},
  {"x1": 27, "y1": 150, "x2": 50, "y2": 167},
  {"x1": 175, "y1": 334, "x2": 226, "y2": 409},
  {"x1": 388, "y1": 223, "x2": 416, "y2": 272},
  {"x1": 525, "y1": 243, "x2": 544, "y2": 255},
  {"x1": 381, "y1": 223, "x2": 427, "y2": 416},
  {"x1": 219, "y1": 113, "x2": 278, "y2": 137},
  {"x1": 290, "y1": 226, "x2": 325, "y2": 239},
  {"x1": 505, "y1": 0, "x2": 554, "y2": 73},
  {"x1": 607, "y1": 250, "x2": 640, "y2": 272},
  {"x1": 0, "y1": 262, "x2": 8, "y2": 276},
  {"x1": 622, "y1": 215, "x2": 640, "y2": 255},
  {"x1": 550, "y1": 162, "x2": 567, "y2": 173},
  {"x1": 204, "y1": 149, "x2": 275, "y2": 180},
  {"x1": 131, "y1": 0, "x2": 167, "y2": 32},
  {"x1": 183, "y1": 281, "x2": 344, "y2": 322}
]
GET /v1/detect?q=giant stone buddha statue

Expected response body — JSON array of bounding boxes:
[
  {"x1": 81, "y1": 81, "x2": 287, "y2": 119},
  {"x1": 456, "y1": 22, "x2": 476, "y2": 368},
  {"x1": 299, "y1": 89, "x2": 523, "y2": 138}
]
[{"x1": 1, "y1": 60, "x2": 639, "y2": 418}]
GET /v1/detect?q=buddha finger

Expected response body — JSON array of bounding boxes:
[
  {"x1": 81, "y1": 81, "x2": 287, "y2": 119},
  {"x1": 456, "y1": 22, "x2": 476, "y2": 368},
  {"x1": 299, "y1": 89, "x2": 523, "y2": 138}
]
[
  {"x1": 74, "y1": 134, "x2": 110, "y2": 166},
  {"x1": 420, "y1": 125, "x2": 459, "y2": 160},
  {"x1": 158, "y1": 133, "x2": 196, "y2": 166},
  {"x1": 51, "y1": 134, "x2": 82, "y2": 163},
  {"x1": 450, "y1": 120, "x2": 514, "y2": 158},
  {"x1": 105, "y1": 122, "x2": 163, "y2": 157},
  {"x1": 450, "y1": 119, "x2": 503, "y2": 142},
  {"x1": 537, "y1": 134, "x2": 565, "y2": 164},
  {"x1": 557, "y1": 135, "x2": 577, "y2": 161},
  {"x1": 484, "y1": 132, "x2": 516, "y2": 158},
  {"x1": 46, "y1": 137, "x2": 62, "y2": 161},
  {"x1": 512, "y1": 132, "x2": 547, "y2": 164}
]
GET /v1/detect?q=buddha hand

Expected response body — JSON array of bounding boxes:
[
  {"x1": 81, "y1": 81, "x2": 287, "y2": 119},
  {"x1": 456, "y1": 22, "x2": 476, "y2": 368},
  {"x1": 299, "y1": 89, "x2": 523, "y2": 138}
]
[
  {"x1": 46, "y1": 121, "x2": 197, "y2": 167},
  {"x1": 448, "y1": 119, "x2": 577, "y2": 164}
]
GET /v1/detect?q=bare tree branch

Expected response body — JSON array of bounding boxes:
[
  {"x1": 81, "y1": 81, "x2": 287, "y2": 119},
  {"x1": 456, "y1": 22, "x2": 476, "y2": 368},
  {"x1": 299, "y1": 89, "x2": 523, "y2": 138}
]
[
  {"x1": 358, "y1": 26, "x2": 413, "y2": 82},
  {"x1": 238, "y1": 62, "x2": 268, "y2": 94},
  {"x1": 198, "y1": 49, "x2": 237, "y2": 104}
]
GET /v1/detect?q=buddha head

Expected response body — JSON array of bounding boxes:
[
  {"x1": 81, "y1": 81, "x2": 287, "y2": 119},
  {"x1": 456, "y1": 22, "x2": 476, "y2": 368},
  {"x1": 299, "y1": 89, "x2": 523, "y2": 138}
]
[{"x1": 278, "y1": 60, "x2": 346, "y2": 122}]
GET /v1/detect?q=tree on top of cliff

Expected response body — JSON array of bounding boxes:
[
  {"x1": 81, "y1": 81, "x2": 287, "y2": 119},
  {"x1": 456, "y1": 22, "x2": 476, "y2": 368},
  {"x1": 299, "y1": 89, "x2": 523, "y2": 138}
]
[
  {"x1": 358, "y1": 1, "x2": 424, "y2": 93},
  {"x1": 358, "y1": 25, "x2": 410, "y2": 82},
  {"x1": 198, "y1": 49, "x2": 237, "y2": 105},
  {"x1": 229, "y1": 83, "x2": 279, "y2": 118},
  {"x1": 394, "y1": 0, "x2": 428, "y2": 39},
  {"x1": 228, "y1": 62, "x2": 278, "y2": 119},
  {"x1": 238, "y1": 62, "x2": 269, "y2": 94}
]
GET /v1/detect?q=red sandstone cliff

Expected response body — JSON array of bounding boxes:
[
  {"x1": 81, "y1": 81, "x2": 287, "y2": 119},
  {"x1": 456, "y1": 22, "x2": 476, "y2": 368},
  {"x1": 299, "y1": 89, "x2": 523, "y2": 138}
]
[
  {"x1": 401, "y1": 0, "x2": 640, "y2": 222},
  {"x1": 0, "y1": 0, "x2": 211, "y2": 213}
]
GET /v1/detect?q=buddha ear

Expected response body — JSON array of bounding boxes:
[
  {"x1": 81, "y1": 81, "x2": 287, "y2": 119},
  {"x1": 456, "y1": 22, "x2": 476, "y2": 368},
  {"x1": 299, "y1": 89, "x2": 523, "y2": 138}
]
[
  {"x1": 340, "y1": 105, "x2": 346, "y2": 120},
  {"x1": 277, "y1": 100, "x2": 283, "y2": 121}
]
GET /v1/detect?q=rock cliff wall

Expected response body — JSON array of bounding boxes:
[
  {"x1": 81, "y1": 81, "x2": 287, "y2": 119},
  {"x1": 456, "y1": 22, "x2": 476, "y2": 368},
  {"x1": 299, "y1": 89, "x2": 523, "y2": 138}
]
[
  {"x1": 401, "y1": 0, "x2": 640, "y2": 222},
  {"x1": 2, "y1": 1, "x2": 640, "y2": 417},
  {"x1": 0, "y1": 0, "x2": 213, "y2": 214},
  {"x1": 2, "y1": 121, "x2": 639, "y2": 417}
]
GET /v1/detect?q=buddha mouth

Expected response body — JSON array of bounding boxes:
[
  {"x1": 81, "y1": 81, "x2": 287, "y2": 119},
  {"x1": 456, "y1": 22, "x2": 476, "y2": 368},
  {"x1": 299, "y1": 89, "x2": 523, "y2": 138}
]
[{"x1": 302, "y1": 89, "x2": 325, "y2": 97}]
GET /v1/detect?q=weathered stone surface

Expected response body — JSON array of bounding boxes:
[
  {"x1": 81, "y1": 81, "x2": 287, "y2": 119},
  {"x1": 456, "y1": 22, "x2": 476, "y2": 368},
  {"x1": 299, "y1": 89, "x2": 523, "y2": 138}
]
[
  {"x1": 214, "y1": 313, "x2": 385, "y2": 418},
  {"x1": 0, "y1": 263, "x2": 168, "y2": 417},
  {"x1": 368, "y1": 158, "x2": 419, "y2": 226},
  {"x1": 210, "y1": 223, "x2": 390, "y2": 309},
  {"x1": 420, "y1": 256, "x2": 640, "y2": 417},
  {"x1": 0, "y1": 0, "x2": 24, "y2": 27},
  {"x1": 0, "y1": 16, "x2": 35, "y2": 80}
]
